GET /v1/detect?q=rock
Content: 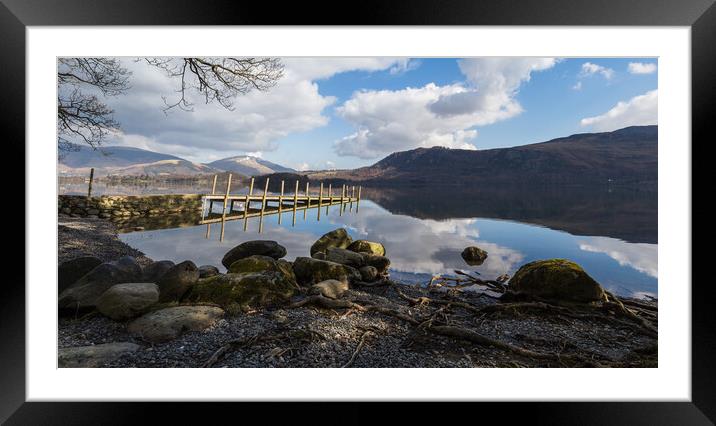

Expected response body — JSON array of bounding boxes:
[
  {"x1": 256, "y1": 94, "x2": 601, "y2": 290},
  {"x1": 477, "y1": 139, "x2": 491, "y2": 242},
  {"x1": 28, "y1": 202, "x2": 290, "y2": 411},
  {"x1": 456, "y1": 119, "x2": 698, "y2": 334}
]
[
  {"x1": 58, "y1": 259, "x2": 144, "y2": 310},
  {"x1": 292, "y1": 257, "x2": 361, "y2": 286},
  {"x1": 96, "y1": 283, "x2": 159, "y2": 320},
  {"x1": 359, "y1": 265, "x2": 379, "y2": 282},
  {"x1": 114, "y1": 256, "x2": 143, "y2": 279},
  {"x1": 508, "y1": 259, "x2": 606, "y2": 302},
  {"x1": 309, "y1": 228, "x2": 353, "y2": 256},
  {"x1": 309, "y1": 279, "x2": 349, "y2": 299},
  {"x1": 141, "y1": 260, "x2": 175, "y2": 282},
  {"x1": 58, "y1": 342, "x2": 140, "y2": 368},
  {"x1": 156, "y1": 260, "x2": 199, "y2": 302},
  {"x1": 128, "y1": 305, "x2": 224, "y2": 343},
  {"x1": 362, "y1": 254, "x2": 391, "y2": 274},
  {"x1": 58, "y1": 256, "x2": 102, "y2": 293},
  {"x1": 86, "y1": 208, "x2": 100, "y2": 215},
  {"x1": 184, "y1": 272, "x2": 296, "y2": 309},
  {"x1": 228, "y1": 255, "x2": 297, "y2": 285},
  {"x1": 461, "y1": 246, "x2": 488, "y2": 266},
  {"x1": 347, "y1": 240, "x2": 386, "y2": 256},
  {"x1": 312, "y1": 251, "x2": 327, "y2": 260},
  {"x1": 221, "y1": 240, "x2": 287, "y2": 269},
  {"x1": 198, "y1": 264, "x2": 220, "y2": 278},
  {"x1": 325, "y1": 247, "x2": 365, "y2": 268}
]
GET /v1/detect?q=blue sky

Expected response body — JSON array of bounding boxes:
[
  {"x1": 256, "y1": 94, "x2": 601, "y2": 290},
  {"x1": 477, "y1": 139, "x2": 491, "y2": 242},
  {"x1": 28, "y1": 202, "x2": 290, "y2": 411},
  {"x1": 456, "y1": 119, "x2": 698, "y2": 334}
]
[{"x1": 103, "y1": 57, "x2": 657, "y2": 170}]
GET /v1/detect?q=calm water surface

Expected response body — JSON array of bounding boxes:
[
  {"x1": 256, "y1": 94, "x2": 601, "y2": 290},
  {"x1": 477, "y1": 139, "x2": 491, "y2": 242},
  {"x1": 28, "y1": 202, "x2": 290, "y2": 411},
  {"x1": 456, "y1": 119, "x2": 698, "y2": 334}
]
[{"x1": 114, "y1": 184, "x2": 657, "y2": 298}]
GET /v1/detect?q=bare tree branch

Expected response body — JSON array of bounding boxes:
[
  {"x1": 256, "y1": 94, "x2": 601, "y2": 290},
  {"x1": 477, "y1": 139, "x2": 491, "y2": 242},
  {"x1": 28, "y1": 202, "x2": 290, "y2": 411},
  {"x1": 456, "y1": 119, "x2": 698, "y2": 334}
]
[{"x1": 143, "y1": 57, "x2": 285, "y2": 112}]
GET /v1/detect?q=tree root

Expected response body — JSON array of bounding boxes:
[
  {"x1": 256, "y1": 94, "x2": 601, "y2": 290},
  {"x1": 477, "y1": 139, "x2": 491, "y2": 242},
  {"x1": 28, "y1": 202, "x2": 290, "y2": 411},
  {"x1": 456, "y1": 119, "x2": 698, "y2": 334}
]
[{"x1": 342, "y1": 330, "x2": 374, "y2": 368}]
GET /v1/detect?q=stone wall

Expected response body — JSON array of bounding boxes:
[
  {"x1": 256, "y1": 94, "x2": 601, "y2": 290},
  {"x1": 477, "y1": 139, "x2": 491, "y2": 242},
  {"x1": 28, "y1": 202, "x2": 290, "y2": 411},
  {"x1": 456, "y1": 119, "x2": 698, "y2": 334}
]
[{"x1": 58, "y1": 194, "x2": 203, "y2": 219}]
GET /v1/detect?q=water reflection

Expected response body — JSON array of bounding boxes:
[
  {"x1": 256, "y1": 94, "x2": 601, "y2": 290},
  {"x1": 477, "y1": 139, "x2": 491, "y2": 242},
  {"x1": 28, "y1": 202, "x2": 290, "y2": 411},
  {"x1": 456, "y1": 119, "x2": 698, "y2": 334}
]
[{"x1": 118, "y1": 184, "x2": 657, "y2": 298}]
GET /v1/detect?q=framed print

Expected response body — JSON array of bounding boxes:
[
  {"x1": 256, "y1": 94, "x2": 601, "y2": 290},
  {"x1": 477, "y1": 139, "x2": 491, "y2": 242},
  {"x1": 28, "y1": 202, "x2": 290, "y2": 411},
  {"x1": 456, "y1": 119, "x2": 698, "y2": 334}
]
[{"x1": 1, "y1": 0, "x2": 713, "y2": 423}]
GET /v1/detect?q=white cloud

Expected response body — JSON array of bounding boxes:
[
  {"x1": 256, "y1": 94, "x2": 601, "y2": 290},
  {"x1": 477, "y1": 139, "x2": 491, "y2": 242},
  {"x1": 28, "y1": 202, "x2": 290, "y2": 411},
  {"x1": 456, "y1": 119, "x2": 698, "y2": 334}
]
[
  {"x1": 334, "y1": 58, "x2": 558, "y2": 159},
  {"x1": 572, "y1": 81, "x2": 582, "y2": 91},
  {"x1": 102, "y1": 58, "x2": 408, "y2": 162},
  {"x1": 628, "y1": 62, "x2": 657, "y2": 74},
  {"x1": 580, "y1": 89, "x2": 657, "y2": 131},
  {"x1": 580, "y1": 62, "x2": 614, "y2": 79},
  {"x1": 579, "y1": 236, "x2": 657, "y2": 278}
]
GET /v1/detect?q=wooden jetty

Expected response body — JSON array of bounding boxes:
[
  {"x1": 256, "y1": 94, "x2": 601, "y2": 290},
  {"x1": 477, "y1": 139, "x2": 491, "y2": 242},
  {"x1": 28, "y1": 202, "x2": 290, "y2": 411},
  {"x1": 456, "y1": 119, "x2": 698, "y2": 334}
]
[{"x1": 200, "y1": 174, "x2": 361, "y2": 239}]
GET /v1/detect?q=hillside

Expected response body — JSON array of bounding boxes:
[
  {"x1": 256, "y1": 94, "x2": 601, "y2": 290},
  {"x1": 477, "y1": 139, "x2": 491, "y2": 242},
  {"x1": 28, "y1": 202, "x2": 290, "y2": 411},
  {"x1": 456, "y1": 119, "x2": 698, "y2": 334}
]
[
  {"x1": 306, "y1": 126, "x2": 657, "y2": 186},
  {"x1": 206, "y1": 156, "x2": 295, "y2": 176},
  {"x1": 59, "y1": 146, "x2": 219, "y2": 177}
]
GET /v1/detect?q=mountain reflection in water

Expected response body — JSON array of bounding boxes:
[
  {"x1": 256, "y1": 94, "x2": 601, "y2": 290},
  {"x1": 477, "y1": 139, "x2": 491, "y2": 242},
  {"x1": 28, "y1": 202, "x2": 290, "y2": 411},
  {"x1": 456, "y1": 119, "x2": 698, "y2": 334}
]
[{"x1": 116, "y1": 184, "x2": 657, "y2": 298}]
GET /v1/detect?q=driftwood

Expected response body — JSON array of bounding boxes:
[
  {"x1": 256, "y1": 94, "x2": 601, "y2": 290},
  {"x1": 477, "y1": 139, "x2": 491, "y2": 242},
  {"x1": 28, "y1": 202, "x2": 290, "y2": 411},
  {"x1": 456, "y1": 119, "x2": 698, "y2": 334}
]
[{"x1": 341, "y1": 330, "x2": 374, "y2": 368}]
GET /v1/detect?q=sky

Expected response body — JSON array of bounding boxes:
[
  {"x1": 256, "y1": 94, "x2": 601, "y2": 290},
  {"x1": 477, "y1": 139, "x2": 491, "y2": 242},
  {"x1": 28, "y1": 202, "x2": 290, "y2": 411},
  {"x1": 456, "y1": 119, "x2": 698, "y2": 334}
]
[{"x1": 96, "y1": 57, "x2": 658, "y2": 170}]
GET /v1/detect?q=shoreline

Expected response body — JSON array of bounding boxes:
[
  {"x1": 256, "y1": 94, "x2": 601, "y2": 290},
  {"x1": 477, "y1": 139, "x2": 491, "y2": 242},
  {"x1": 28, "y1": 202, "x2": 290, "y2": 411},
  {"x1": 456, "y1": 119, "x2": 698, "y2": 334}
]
[{"x1": 58, "y1": 216, "x2": 657, "y2": 368}]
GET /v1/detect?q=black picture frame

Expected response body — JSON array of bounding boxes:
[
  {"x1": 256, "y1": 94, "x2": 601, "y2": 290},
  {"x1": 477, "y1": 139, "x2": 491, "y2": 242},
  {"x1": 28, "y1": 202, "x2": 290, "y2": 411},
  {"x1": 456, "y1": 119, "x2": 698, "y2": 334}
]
[{"x1": 1, "y1": 0, "x2": 712, "y2": 424}]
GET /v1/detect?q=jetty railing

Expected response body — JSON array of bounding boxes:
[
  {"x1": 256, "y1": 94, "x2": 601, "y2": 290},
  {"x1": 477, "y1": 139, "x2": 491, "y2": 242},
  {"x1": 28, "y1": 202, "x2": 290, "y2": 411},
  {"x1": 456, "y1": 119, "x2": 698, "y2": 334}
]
[{"x1": 200, "y1": 174, "x2": 361, "y2": 240}]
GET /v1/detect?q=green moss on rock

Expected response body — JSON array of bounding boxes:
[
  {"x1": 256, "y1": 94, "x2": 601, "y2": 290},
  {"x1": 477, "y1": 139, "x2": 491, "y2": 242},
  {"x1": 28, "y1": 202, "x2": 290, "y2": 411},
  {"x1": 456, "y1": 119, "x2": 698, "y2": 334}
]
[
  {"x1": 347, "y1": 240, "x2": 386, "y2": 256},
  {"x1": 228, "y1": 255, "x2": 297, "y2": 285},
  {"x1": 508, "y1": 259, "x2": 606, "y2": 302},
  {"x1": 310, "y1": 228, "x2": 353, "y2": 256},
  {"x1": 183, "y1": 271, "x2": 296, "y2": 309}
]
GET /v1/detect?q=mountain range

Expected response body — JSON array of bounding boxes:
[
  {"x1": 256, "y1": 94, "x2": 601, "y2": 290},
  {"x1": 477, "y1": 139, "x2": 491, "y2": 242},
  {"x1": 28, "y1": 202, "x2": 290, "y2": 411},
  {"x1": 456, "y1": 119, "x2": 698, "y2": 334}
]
[
  {"x1": 58, "y1": 146, "x2": 294, "y2": 177},
  {"x1": 304, "y1": 125, "x2": 657, "y2": 186}
]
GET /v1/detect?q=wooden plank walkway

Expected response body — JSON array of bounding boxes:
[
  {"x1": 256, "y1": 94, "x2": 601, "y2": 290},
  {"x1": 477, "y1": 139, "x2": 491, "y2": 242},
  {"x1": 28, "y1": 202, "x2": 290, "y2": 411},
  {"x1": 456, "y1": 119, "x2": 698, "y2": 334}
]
[{"x1": 200, "y1": 175, "x2": 360, "y2": 239}]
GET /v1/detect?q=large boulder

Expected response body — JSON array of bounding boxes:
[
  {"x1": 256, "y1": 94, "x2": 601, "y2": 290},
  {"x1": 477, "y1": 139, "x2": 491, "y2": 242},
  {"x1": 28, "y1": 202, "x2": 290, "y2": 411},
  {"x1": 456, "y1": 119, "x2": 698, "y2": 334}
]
[
  {"x1": 362, "y1": 254, "x2": 391, "y2": 274},
  {"x1": 461, "y1": 246, "x2": 488, "y2": 266},
  {"x1": 310, "y1": 228, "x2": 353, "y2": 256},
  {"x1": 58, "y1": 342, "x2": 140, "y2": 368},
  {"x1": 114, "y1": 256, "x2": 143, "y2": 279},
  {"x1": 141, "y1": 260, "x2": 175, "y2": 282},
  {"x1": 507, "y1": 259, "x2": 606, "y2": 302},
  {"x1": 96, "y1": 283, "x2": 159, "y2": 320},
  {"x1": 325, "y1": 247, "x2": 366, "y2": 268},
  {"x1": 359, "y1": 265, "x2": 379, "y2": 282},
  {"x1": 347, "y1": 240, "x2": 386, "y2": 256},
  {"x1": 58, "y1": 259, "x2": 144, "y2": 310},
  {"x1": 156, "y1": 261, "x2": 199, "y2": 302},
  {"x1": 58, "y1": 256, "x2": 102, "y2": 293},
  {"x1": 228, "y1": 255, "x2": 297, "y2": 285},
  {"x1": 309, "y1": 279, "x2": 349, "y2": 299},
  {"x1": 198, "y1": 264, "x2": 220, "y2": 278},
  {"x1": 128, "y1": 305, "x2": 225, "y2": 343},
  {"x1": 184, "y1": 272, "x2": 296, "y2": 310},
  {"x1": 292, "y1": 257, "x2": 361, "y2": 286},
  {"x1": 221, "y1": 240, "x2": 287, "y2": 269}
]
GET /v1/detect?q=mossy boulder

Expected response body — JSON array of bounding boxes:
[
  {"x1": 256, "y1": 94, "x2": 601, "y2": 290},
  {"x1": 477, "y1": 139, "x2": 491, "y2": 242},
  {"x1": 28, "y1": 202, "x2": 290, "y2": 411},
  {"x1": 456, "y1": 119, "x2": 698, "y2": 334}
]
[
  {"x1": 325, "y1": 247, "x2": 365, "y2": 268},
  {"x1": 198, "y1": 265, "x2": 220, "y2": 278},
  {"x1": 347, "y1": 240, "x2": 386, "y2": 256},
  {"x1": 309, "y1": 279, "x2": 349, "y2": 299},
  {"x1": 58, "y1": 256, "x2": 102, "y2": 293},
  {"x1": 508, "y1": 259, "x2": 606, "y2": 302},
  {"x1": 58, "y1": 259, "x2": 144, "y2": 311},
  {"x1": 461, "y1": 246, "x2": 488, "y2": 266},
  {"x1": 310, "y1": 228, "x2": 353, "y2": 256},
  {"x1": 96, "y1": 283, "x2": 159, "y2": 320},
  {"x1": 362, "y1": 254, "x2": 391, "y2": 274},
  {"x1": 128, "y1": 305, "x2": 224, "y2": 343},
  {"x1": 359, "y1": 265, "x2": 379, "y2": 282},
  {"x1": 141, "y1": 260, "x2": 175, "y2": 282},
  {"x1": 183, "y1": 271, "x2": 296, "y2": 309},
  {"x1": 157, "y1": 260, "x2": 199, "y2": 302},
  {"x1": 221, "y1": 240, "x2": 287, "y2": 269},
  {"x1": 292, "y1": 257, "x2": 361, "y2": 286},
  {"x1": 228, "y1": 255, "x2": 297, "y2": 285}
]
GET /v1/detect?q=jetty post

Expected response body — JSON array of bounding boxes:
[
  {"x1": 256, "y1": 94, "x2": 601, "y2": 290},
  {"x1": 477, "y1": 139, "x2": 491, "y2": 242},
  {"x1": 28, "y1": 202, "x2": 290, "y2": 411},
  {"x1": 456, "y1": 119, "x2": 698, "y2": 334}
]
[
  {"x1": 207, "y1": 174, "x2": 218, "y2": 214},
  {"x1": 317, "y1": 182, "x2": 324, "y2": 220},
  {"x1": 339, "y1": 184, "x2": 345, "y2": 216},
  {"x1": 258, "y1": 178, "x2": 269, "y2": 233},
  {"x1": 220, "y1": 173, "x2": 233, "y2": 241},
  {"x1": 326, "y1": 183, "x2": 332, "y2": 214},
  {"x1": 349, "y1": 185, "x2": 355, "y2": 212},
  {"x1": 278, "y1": 180, "x2": 285, "y2": 224},
  {"x1": 292, "y1": 180, "x2": 299, "y2": 226},
  {"x1": 356, "y1": 185, "x2": 362, "y2": 212},
  {"x1": 87, "y1": 168, "x2": 94, "y2": 198},
  {"x1": 243, "y1": 177, "x2": 254, "y2": 232},
  {"x1": 304, "y1": 181, "x2": 310, "y2": 220}
]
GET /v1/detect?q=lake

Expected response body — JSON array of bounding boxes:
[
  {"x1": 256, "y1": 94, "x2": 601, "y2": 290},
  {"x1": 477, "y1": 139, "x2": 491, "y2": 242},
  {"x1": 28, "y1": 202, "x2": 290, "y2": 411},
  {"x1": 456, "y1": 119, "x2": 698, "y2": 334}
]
[{"x1": 96, "y1": 183, "x2": 658, "y2": 299}]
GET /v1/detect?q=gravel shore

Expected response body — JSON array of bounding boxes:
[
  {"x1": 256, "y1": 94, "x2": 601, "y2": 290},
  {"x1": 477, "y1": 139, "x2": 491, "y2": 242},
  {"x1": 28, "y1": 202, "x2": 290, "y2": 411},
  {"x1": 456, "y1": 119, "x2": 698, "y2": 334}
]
[{"x1": 58, "y1": 217, "x2": 657, "y2": 368}]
